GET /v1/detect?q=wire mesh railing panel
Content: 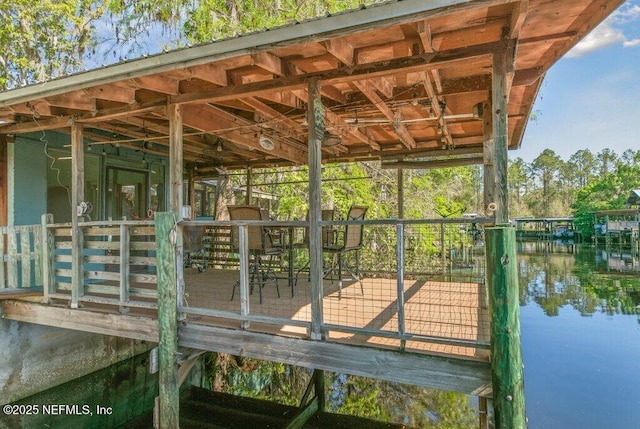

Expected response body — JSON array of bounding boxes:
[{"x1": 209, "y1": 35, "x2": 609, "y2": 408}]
[
  {"x1": 181, "y1": 221, "x2": 313, "y2": 335},
  {"x1": 181, "y1": 217, "x2": 491, "y2": 358}
]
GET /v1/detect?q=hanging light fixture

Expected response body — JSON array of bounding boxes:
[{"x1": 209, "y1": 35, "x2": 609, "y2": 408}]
[
  {"x1": 259, "y1": 135, "x2": 275, "y2": 150},
  {"x1": 322, "y1": 131, "x2": 342, "y2": 147}
]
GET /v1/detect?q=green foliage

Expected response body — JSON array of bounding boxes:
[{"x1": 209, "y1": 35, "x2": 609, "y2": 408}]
[{"x1": 0, "y1": 0, "x2": 103, "y2": 89}]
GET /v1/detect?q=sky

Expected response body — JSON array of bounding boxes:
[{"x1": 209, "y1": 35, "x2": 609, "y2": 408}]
[{"x1": 513, "y1": 1, "x2": 640, "y2": 163}]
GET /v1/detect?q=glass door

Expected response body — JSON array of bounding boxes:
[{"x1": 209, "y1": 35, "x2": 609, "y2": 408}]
[{"x1": 105, "y1": 167, "x2": 148, "y2": 220}]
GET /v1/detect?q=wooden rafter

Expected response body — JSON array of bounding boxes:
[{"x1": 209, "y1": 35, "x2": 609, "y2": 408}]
[
  {"x1": 352, "y1": 80, "x2": 416, "y2": 150},
  {"x1": 421, "y1": 73, "x2": 453, "y2": 149}
]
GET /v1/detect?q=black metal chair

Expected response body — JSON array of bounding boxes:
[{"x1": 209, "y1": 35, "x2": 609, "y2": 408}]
[
  {"x1": 183, "y1": 224, "x2": 208, "y2": 272},
  {"x1": 293, "y1": 208, "x2": 335, "y2": 287},
  {"x1": 323, "y1": 205, "x2": 368, "y2": 299},
  {"x1": 228, "y1": 205, "x2": 282, "y2": 304}
]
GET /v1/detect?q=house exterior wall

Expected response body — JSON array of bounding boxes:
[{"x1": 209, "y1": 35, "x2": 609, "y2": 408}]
[{"x1": 8, "y1": 136, "x2": 47, "y2": 226}]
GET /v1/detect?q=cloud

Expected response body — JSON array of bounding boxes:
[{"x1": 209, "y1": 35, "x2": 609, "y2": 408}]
[{"x1": 567, "y1": 2, "x2": 640, "y2": 57}]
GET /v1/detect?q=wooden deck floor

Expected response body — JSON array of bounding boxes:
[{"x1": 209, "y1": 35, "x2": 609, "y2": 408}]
[{"x1": 183, "y1": 267, "x2": 489, "y2": 360}]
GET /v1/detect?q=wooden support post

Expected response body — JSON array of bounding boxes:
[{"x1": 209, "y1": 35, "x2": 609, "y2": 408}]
[
  {"x1": 485, "y1": 225, "x2": 526, "y2": 429},
  {"x1": 119, "y1": 223, "x2": 130, "y2": 313},
  {"x1": 314, "y1": 369, "x2": 325, "y2": 412},
  {"x1": 20, "y1": 226, "x2": 31, "y2": 287},
  {"x1": 41, "y1": 214, "x2": 55, "y2": 302},
  {"x1": 169, "y1": 104, "x2": 183, "y2": 216},
  {"x1": 168, "y1": 104, "x2": 185, "y2": 319},
  {"x1": 245, "y1": 166, "x2": 253, "y2": 205},
  {"x1": 397, "y1": 169, "x2": 404, "y2": 219},
  {"x1": 71, "y1": 121, "x2": 84, "y2": 308},
  {"x1": 482, "y1": 100, "x2": 495, "y2": 215},
  {"x1": 155, "y1": 211, "x2": 180, "y2": 429},
  {"x1": 308, "y1": 78, "x2": 324, "y2": 340},
  {"x1": 187, "y1": 167, "x2": 196, "y2": 220},
  {"x1": 0, "y1": 136, "x2": 7, "y2": 228},
  {"x1": 492, "y1": 44, "x2": 514, "y2": 224}
]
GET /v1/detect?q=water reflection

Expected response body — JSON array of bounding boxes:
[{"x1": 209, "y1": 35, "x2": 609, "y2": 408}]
[
  {"x1": 517, "y1": 241, "x2": 640, "y2": 320},
  {"x1": 519, "y1": 241, "x2": 640, "y2": 429},
  {"x1": 203, "y1": 355, "x2": 478, "y2": 428}
]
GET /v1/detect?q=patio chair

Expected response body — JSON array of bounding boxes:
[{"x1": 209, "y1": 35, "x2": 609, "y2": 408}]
[
  {"x1": 183, "y1": 224, "x2": 208, "y2": 272},
  {"x1": 323, "y1": 205, "x2": 368, "y2": 299},
  {"x1": 228, "y1": 205, "x2": 282, "y2": 304},
  {"x1": 293, "y1": 208, "x2": 335, "y2": 287}
]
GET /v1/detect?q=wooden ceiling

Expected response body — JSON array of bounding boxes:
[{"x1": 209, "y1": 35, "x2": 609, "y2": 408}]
[{"x1": 0, "y1": 0, "x2": 623, "y2": 172}]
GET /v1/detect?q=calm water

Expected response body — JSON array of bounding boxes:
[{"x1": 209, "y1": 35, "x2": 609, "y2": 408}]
[{"x1": 518, "y1": 242, "x2": 640, "y2": 429}]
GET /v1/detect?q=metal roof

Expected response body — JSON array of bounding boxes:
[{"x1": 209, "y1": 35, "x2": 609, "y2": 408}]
[{"x1": 0, "y1": 0, "x2": 624, "y2": 173}]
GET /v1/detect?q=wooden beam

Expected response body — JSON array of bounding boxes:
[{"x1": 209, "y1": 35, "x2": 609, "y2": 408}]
[
  {"x1": 70, "y1": 121, "x2": 84, "y2": 308},
  {"x1": 1, "y1": 0, "x2": 502, "y2": 109},
  {"x1": 381, "y1": 156, "x2": 483, "y2": 169},
  {"x1": 383, "y1": 146, "x2": 483, "y2": 160},
  {"x1": 252, "y1": 52, "x2": 285, "y2": 76},
  {"x1": 181, "y1": 104, "x2": 307, "y2": 164},
  {"x1": 178, "y1": 323, "x2": 492, "y2": 397},
  {"x1": 171, "y1": 44, "x2": 497, "y2": 106},
  {"x1": 132, "y1": 75, "x2": 180, "y2": 95},
  {"x1": 352, "y1": 80, "x2": 416, "y2": 149},
  {"x1": 241, "y1": 97, "x2": 305, "y2": 138},
  {"x1": 323, "y1": 109, "x2": 380, "y2": 151},
  {"x1": 168, "y1": 105, "x2": 183, "y2": 215},
  {"x1": 0, "y1": 300, "x2": 159, "y2": 341},
  {"x1": 509, "y1": 1, "x2": 529, "y2": 38},
  {"x1": 47, "y1": 93, "x2": 96, "y2": 112},
  {"x1": 421, "y1": 72, "x2": 453, "y2": 149},
  {"x1": 323, "y1": 38, "x2": 355, "y2": 66},
  {"x1": 188, "y1": 63, "x2": 229, "y2": 86},
  {"x1": 308, "y1": 78, "x2": 324, "y2": 341},
  {"x1": 84, "y1": 84, "x2": 136, "y2": 104},
  {"x1": 414, "y1": 20, "x2": 434, "y2": 53}
]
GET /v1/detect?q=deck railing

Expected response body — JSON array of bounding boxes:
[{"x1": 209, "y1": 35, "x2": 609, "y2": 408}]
[
  {"x1": 180, "y1": 216, "x2": 491, "y2": 358},
  {"x1": 0, "y1": 224, "x2": 44, "y2": 288},
  {"x1": 41, "y1": 215, "x2": 157, "y2": 312},
  {"x1": 30, "y1": 213, "x2": 491, "y2": 358}
]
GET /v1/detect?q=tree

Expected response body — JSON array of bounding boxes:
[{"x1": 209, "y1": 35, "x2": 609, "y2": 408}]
[
  {"x1": 508, "y1": 157, "x2": 530, "y2": 216},
  {"x1": 531, "y1": 149, "x2": 563, "y2": 216},
  {"x1": 0, "y1": 0, "x2": 103, "y2": 89}
]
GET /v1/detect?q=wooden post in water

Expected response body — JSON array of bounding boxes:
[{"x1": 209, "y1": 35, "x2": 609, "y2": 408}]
[
  {"x1": 485, "y1": 225, "x2": 526, "y2": 429},
  {"x1": 155, "y1": 211, "x2": 179, "y2": 428}
]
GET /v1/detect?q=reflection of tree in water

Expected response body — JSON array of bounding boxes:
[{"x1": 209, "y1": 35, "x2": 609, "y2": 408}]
[
  {"x1": 202, "y1": 354, "x2": 477, "y2": 428},
  {"x1": 517, "y1": 245, "x2": 640, "y2": 319}
]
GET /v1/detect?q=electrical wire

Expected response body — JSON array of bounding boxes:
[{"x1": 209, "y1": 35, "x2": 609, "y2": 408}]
[{"x1": 33, "y1": 115, "x2": 73, "y2": 211}]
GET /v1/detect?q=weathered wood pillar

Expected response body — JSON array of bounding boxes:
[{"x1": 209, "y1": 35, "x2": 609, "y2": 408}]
[
  {"x1": 169, "y1": 104, "x2": 183, "y2": 216},
  {"x1": 70, "y1": 121, "x2": 84, "y2": 308},
  {"x1": 308, "y1": 77, "x2": 324, "y2": 340},
  {"x1": 168, "y1": 104, "x2": 185, "y2": 318},
  {"x1": 482, "y1": 100, "x2": 495, "y2": 215},
  {"x1": 245, "y1": 166, "x2": 253, "y2": 205},
  {"x1": 155, "y1": 211, "x2": 180, "y2": 428},
  {"x1": 0, "y1": 135, "x2": 7, "y2": 227},
  {"x1": 492, "y1": 44, "x2": 514, "y2": 224},
  {"x1": 485, "y1": 225, "x2": 526, "y2": 429},
  {"x1": 41, "y1": 214, "x2": 55, "y2": 302},
  {"x1": 397, "y1": 169, "x2": 404, "y2": 219}
]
